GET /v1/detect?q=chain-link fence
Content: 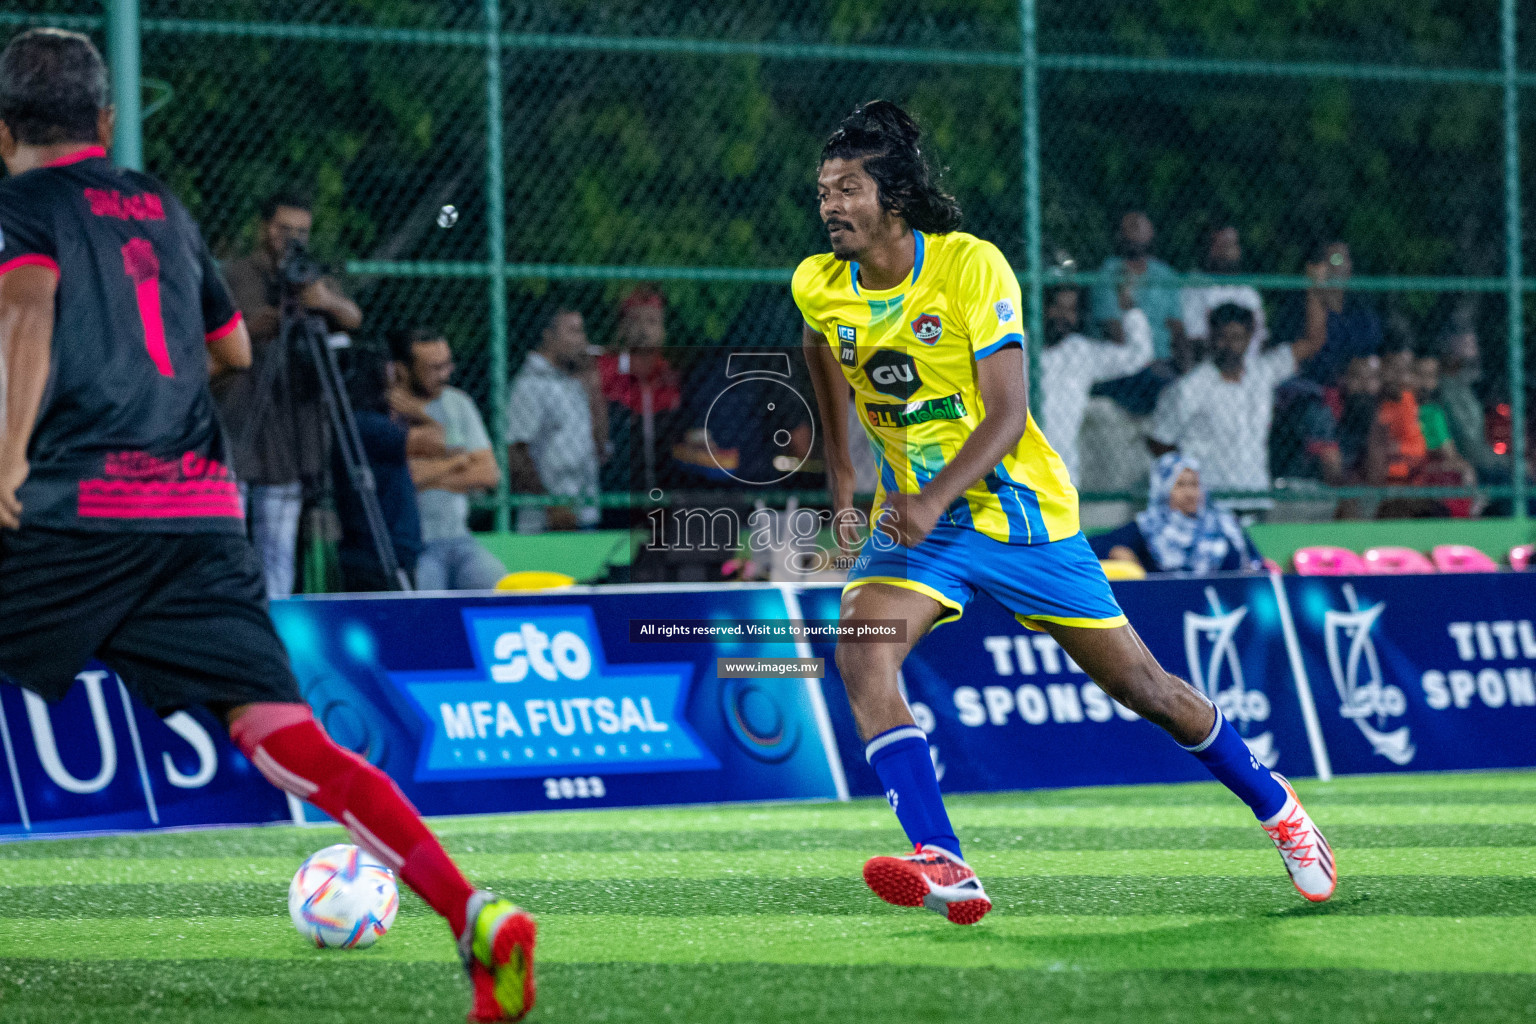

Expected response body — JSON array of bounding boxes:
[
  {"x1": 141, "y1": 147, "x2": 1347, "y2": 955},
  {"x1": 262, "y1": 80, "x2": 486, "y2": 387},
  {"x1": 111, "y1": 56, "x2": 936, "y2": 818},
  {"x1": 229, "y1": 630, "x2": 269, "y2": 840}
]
[{"x1": 5, "y1": 1, "x2": 1532, "y2": 530}]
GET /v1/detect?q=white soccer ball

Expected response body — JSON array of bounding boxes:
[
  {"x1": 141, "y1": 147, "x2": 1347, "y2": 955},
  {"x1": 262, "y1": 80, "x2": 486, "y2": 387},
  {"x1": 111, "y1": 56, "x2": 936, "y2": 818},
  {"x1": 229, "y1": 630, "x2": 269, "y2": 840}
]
[{"x1": 288, "y1": 843, "x2": 399, "y2": 949}]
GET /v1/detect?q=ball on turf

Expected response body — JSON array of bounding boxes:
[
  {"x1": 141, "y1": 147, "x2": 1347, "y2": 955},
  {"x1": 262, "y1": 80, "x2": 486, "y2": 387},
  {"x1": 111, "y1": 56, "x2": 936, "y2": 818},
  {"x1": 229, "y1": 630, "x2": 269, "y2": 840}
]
[{"x1": 288, "y1": 843, "x2": 399, "y2": 949}]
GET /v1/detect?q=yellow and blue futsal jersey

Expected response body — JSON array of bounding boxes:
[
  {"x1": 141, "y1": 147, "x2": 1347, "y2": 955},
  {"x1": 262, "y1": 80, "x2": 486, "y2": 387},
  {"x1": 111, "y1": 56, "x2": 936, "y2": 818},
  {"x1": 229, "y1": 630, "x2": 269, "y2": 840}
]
[{"x1": 793, "y1": 230, "x2": 1080, "y2": 546}]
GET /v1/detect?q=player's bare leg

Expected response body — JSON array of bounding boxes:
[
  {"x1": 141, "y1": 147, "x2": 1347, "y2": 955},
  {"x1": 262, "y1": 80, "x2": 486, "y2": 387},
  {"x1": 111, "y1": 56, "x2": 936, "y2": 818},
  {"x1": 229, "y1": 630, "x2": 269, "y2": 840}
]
[
  {"x1": 1042, "y1": 622, "x2": 1336, "y2": 901},
  {"x1": 225, "y1": 703, "x2": 536, "y2": 1020},
  {"x1": 836, "y1": 583, "x2": 992, "y2": 923}
]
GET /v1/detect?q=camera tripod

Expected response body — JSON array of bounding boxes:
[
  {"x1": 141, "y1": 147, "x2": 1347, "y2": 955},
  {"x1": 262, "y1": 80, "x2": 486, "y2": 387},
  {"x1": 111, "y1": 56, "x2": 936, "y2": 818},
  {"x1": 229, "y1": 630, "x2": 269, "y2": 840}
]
[{"x1": 235, "y1": 297, "x2": 410, "y2": 592}]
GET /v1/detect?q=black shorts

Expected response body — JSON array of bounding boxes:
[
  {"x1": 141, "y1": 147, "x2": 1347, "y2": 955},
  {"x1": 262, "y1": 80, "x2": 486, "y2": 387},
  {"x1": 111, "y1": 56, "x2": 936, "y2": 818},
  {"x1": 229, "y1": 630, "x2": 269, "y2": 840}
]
[{"x1": 0, "y1": 527, "x2": 302, "y2": 714}]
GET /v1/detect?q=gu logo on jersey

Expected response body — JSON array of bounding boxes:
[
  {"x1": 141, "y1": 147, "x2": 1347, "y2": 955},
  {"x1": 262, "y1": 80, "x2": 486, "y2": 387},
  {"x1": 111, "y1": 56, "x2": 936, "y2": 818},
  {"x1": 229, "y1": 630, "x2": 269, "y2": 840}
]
[
  {"x1": 910, "y1": 313, "x2": 943, "y2": 345},
  {"x1": 1324, "y1": 583, "x2": 1415, "y2": 765},
  {"x1": 391, "y1": 606, "x2": 717, "y2": 780},
  {"x1": 836, "y1": 324, "x2": 858, "y2": 367},
  {"x1": 1184, "y1": 587, "x2": 1277, "y2": 768},
  {"x1": 863, "y1": 349, "x2": 922, "y2": 400}
]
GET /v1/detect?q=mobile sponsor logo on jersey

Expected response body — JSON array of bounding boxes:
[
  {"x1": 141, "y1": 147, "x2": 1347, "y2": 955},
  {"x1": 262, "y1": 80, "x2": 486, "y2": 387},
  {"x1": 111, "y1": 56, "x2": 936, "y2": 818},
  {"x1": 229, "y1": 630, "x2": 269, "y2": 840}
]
[
  {"x1": 865, "y1": 393, "x2": 967, "y2": 429},
  {"x1": 910, "y1": 313, "x2": 943, "y2": 345},
  {"x1": 863, "y1": 349, "x2": 922, "y2": 400},
  {"x1": 391, "y1": 606, "x2": 717, "y2": 780},
  {"x1": 836, "y1": 324, "x2": 858, "y2": 366}
]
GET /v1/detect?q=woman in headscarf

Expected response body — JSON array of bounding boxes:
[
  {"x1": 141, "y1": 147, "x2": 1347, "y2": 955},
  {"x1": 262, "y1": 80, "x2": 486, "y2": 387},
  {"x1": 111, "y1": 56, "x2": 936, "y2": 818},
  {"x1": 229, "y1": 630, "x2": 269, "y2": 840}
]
[{"x1": 1089, "y1": 453, "x2": 1264, "y2": 573}]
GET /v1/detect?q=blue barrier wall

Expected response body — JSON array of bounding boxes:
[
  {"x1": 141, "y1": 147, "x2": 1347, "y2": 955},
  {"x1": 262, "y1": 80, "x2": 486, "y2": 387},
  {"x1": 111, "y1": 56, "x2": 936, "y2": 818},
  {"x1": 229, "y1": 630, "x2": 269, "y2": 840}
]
[{"x1": 3, "y1": 574, "x2": 1533, "y2": 838}]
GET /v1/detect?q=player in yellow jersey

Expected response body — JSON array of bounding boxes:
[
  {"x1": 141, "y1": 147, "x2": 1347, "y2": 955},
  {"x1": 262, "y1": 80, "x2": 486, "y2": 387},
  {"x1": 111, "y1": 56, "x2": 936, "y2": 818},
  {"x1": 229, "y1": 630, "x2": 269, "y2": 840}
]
[{"x1": 797, "y1": 102, "x2": 1335, "y2": 923}]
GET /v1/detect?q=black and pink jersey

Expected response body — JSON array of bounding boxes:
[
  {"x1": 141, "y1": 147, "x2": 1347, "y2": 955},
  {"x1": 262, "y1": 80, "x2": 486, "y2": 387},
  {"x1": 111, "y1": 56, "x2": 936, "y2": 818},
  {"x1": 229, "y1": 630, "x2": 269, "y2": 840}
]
[{"x1": 0, "y1": 147, "x2": 244, "y2": 533}]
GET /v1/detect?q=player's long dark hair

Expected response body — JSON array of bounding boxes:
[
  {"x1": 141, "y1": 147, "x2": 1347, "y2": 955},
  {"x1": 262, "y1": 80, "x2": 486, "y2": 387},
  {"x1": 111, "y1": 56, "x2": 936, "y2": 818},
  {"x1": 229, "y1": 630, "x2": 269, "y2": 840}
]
[{"x1": 821, "y1": 100, "x2": 962, "y2": 234}]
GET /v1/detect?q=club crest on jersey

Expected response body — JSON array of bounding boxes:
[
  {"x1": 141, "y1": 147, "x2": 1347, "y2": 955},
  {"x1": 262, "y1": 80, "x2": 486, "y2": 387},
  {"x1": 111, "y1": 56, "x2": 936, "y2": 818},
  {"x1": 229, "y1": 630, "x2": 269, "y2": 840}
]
[
  {"x1": 836, "y1": 324, "x2": 858, "y2": 366},
  {"x1": 910, "y1": 313, "x2": 943, "y2": 345}
]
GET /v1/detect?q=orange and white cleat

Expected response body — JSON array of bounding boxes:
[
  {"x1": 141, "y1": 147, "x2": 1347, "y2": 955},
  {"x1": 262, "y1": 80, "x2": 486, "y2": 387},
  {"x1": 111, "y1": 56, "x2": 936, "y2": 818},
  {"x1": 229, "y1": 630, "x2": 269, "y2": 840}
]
[
  {"x1": 863, "y1": 844, "x2": 992, "y2": 924},
  {"x1": 461, "y1": 892, "x2": 537, "y2": 1022},
  {"x1": 1262, "y1": 773, "x2": 1337, "y2": 903}
]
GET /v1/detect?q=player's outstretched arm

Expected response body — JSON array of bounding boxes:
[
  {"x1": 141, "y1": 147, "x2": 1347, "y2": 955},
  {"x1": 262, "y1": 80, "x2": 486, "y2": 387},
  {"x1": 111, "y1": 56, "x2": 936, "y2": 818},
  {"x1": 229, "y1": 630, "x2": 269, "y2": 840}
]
[
  {"x1": 802, "y1": 324, "x2": 857, "y2": 551},
  {"x1": 0, "y1": 264, "x2": 58, "y2": 528},
  {"x1": 883, "y1": 345, "x2": 1029, "y2": 548}
]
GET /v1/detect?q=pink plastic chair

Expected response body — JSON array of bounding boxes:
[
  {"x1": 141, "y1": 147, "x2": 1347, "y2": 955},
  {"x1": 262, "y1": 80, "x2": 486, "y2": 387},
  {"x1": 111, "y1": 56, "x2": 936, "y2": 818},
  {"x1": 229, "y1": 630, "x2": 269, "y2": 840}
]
[
  {"x1": 1292, "y1": 546, "x2": 1367, "y2": 576},
  {"x1": 1508, "y1": 544, "x2": 1533, "y2": 572},
  {"x1": 1362, "y1": 546, "x2": 1437, "y2": 575},
  {"x1": 1431, "y1": 544, "x2": 1499, "y2": 574}
]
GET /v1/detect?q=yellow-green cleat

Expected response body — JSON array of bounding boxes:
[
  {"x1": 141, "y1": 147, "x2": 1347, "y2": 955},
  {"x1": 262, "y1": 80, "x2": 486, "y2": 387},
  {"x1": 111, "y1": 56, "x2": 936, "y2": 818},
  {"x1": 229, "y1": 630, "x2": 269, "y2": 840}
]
[{"x1": 459, "y1": 892, "x2": 537, "y2": 1022}]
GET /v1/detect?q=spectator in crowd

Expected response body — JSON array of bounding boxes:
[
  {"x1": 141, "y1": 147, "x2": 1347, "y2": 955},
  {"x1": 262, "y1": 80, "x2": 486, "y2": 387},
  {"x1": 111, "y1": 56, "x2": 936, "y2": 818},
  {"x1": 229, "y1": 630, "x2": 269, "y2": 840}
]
[
  {"x1": 388, "y1": 327, "x2": 506, "y2": 591},
  {"x1": 1415, "y1": 353, "x2": 1477, "y2": 516},
  {"x1": 1436, "y1": 324, "x2": 1510, "y2": 481},
  {"x1": 1372, "y1": 347, "x2": 1428, "y2": 485},
  {"x1": 1090, "y1": 454, "x2": 1264, "y2": 574},
  {"x1": 1270, "y1": 375, "x2": 1344, "y2": 486},
  {"x1": 1335, "y1": 354, "x2": 1383, "y2": 476},
  {"x1": 1088, "y1": 211, "x2": 1182, "y2": 359},
  {"x1": 1038, "y1": 284, "x2": 1153, "y2": 483},
  {"x1": 1368, "y1": 347, "x2": 1473, "y2": 518},
  {"x1": 1148, "y1": 303, "x2": 1325, "y2": 496},
  {"x1": 211, "y1": 187, "x2": 363, "y2": 599},
  {"x1": 1180, "y1": 223, "x2": 1267, "y2": 361},
  {"x1": 598, "y1": 288, "x2": 682, "y2": 494},
  {"x1": 506, "y1": 308, "x2": 605, "y2": 532},
  {"x1": 334, "y1": 348, "x2": 442, "y2": 591},
  {"x1": 1274, "y1": 239, "x2": 1382, "y2": 388}
]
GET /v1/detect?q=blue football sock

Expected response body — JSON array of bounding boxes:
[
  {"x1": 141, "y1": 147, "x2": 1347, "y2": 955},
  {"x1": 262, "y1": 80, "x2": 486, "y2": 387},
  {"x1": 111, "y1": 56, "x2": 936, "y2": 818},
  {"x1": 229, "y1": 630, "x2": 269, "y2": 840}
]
[
  {"x1": 1180, "y1": 706, "x2": 1288, "y2": 821},
  {"x1": 865, "y1": 725, "x2": 961, "y2": 859}
]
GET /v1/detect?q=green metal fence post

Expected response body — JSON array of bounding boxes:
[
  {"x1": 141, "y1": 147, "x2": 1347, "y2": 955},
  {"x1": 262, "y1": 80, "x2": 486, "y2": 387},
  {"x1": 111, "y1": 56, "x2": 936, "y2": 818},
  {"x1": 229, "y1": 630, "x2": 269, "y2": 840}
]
[
  {"x1": 1020, "y1": 0, "x2": 1043, "y2": 416},
  {"x1": 1504, "y1": 0, "x2": 1527, "y2": 525},
  {"x1": 485, "y1": 0, "x2": 510, "y2": 531},
  {"x1": 106, "y1": 0, "x2": 143, "y2": 170}
]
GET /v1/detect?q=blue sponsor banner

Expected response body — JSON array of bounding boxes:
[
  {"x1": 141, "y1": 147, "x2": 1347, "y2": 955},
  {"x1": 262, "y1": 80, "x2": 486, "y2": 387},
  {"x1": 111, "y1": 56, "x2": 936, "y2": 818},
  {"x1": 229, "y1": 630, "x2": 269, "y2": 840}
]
[
  {"x1": 270, "y1": 586, "x2": 844, "y2": 815},
  {"x1": 800, "y1": 574, "x2": 1315, "y2": 796},
  {"x1": 1284, "y1": 573, "x2": 1536, "y2": 774},
  {"x1": 0, "y1": 667, "x2": 289, "y2": 839}
]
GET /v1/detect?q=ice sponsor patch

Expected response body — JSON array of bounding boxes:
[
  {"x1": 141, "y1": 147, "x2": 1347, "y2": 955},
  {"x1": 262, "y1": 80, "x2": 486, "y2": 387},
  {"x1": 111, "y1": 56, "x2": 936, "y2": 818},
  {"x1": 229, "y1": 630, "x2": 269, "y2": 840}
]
[{"x1": 836, "y1": 324, "x2": 858, "y2": 366}]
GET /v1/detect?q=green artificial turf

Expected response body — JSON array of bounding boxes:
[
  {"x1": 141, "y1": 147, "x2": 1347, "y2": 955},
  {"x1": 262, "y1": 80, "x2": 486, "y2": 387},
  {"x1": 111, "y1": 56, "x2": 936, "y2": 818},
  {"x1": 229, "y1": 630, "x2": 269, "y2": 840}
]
[{"x1": 0, "y1": 771, "x2": 1532, "y2": 1023}]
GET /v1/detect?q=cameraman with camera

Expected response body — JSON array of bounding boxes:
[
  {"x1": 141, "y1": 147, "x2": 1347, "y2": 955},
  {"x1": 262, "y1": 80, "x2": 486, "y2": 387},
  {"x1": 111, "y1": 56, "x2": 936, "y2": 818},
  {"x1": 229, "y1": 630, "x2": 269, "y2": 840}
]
[{"x1": 211, "y1": 189, "x2": 363, "y2": 599}]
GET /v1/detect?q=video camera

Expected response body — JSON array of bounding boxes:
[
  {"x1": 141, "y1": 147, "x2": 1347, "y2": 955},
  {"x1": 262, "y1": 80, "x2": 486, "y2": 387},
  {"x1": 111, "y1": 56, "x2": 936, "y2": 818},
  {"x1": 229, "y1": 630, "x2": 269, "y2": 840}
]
[{"x1": 278, "y1": 236, "x2": 324, "y2": 292}]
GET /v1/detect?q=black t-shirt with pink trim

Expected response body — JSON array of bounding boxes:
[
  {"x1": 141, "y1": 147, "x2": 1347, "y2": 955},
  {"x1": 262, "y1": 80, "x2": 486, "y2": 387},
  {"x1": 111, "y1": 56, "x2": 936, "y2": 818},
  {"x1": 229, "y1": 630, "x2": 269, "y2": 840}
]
[{"x1": 0, "y1": 148, "x2": 244, "y2": 533}]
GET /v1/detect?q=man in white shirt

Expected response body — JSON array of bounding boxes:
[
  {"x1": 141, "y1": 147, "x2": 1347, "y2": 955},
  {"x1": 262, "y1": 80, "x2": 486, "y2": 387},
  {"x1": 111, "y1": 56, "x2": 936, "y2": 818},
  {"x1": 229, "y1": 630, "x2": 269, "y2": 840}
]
[
  {"x1": 1180, "y1": 225, "x2": 1267, "y2": 361},
  {"x1": 1149, "y1": 303, "x2": 1324, "y2": 496},
  {"x1": 390, "y1": 327, "x2": 507, "y2": 590},
  {"x1": 1038, "y1": 287, "x2": 1153, "y2": 484},
  {"x1": 506, "y1": 309, "x2": 604, "y2": 533}
]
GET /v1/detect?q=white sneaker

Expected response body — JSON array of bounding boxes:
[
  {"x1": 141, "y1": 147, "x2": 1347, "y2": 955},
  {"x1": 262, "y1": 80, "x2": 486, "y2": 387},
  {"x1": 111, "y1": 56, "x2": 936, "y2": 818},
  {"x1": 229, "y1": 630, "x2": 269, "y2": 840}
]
[
  {"x1": 862, "y1": 844, "x2": 992, "y2": 924},
  {"x1": 1262, "y1": 773, "x2": 1337, "y2": 902}
]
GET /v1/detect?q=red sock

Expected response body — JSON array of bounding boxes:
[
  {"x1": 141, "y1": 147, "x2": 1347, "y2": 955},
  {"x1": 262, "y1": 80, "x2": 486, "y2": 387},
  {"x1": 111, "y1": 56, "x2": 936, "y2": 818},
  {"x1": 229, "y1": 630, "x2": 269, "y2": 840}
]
[{"x1": 230, "y1": 703, "x2": 476, "y2": 936}]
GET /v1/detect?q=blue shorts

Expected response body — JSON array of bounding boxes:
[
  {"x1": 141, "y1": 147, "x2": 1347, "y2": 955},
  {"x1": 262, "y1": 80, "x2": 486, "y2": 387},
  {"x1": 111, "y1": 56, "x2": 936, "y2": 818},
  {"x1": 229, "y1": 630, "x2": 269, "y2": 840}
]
[{"x1": 845, "y1": 525, "x2": 1127, "y2": 632}]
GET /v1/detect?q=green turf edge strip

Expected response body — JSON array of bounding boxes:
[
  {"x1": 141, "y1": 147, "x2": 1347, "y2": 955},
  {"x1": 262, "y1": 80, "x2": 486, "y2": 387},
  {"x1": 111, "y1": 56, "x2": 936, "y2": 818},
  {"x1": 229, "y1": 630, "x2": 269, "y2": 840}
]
[
  {"x1": 9, "y1": 823, "x2": 1536, "y2": 861},
  {"x1": 1, "y1": 846, "x2": 1528, "y2": 885},
  {"x1": 0, "y1": 914, "x2": 1529, "y2": 973}
]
